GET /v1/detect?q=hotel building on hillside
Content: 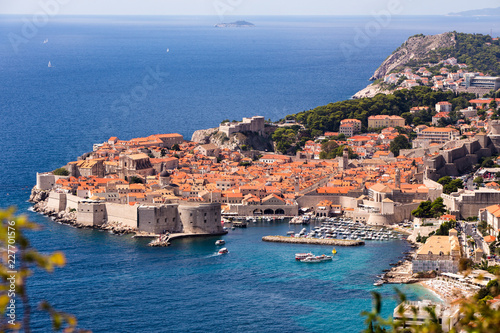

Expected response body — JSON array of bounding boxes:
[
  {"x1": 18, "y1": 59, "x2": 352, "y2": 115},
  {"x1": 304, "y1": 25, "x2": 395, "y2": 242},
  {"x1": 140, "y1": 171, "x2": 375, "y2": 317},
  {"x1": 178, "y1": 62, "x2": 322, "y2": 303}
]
[
  {"x1": 416, "y1": 127, "x2": 459, "y2": 144},
  {"x1": 368, "y1": 115, "x2": 405, "y2": 129},
  {"x1": 412, "y1": 229, "x2": 461, "y2": 274}
]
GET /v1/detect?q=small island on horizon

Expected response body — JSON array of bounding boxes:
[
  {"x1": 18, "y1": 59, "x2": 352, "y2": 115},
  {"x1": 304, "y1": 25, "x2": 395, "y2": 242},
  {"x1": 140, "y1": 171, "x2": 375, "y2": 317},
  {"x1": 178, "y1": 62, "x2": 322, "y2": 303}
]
[
  {"x1": 448, "y1": 6, "x2": 500, "y2": 16},
  {"x1": 214, "y1": 20, "x2": 255, "y2": 28}
]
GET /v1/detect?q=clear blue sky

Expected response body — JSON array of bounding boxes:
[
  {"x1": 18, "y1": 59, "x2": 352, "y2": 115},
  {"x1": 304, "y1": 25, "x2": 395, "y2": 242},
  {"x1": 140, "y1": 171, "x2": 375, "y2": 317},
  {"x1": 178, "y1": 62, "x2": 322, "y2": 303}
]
[{"x1": 1, "y1": 0, "x2": 499, "y2": 16}]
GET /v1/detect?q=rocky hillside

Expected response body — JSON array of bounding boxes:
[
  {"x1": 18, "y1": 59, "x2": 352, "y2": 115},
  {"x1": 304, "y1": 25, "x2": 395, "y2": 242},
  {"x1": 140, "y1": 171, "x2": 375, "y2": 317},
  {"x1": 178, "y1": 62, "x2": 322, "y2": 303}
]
[
  {"x1": 191, "y1": 127, "x2": 275, "y2": 152},
  {"x1": 352, "y1": 83, "x2": 392, "y2": 99},
  {"x1": 369, "y1": 32, "x2": 456, "y2": 80}
]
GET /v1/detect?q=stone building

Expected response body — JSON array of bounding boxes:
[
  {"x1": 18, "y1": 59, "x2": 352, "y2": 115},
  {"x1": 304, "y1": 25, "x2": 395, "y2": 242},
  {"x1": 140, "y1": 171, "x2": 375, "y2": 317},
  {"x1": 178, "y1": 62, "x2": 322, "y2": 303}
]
[
  {"x1": 71, "y1": 195, "x2": 223, "y2": 236},
  {"x1": 435, "y1": 101, "x2": 452, "y2": 113},
  {"x1": 417, "y1": 127, "x2": 459, "y2": 144},
  {"x1": 412, "y1": 229, "x2": 461, "y2": 274},
  {"x1": 117, "y1": 153, "x2": 154, "y2": 179},
  {"x1": 368, "y1": 115, "x2": 405, "y2": 129},
  {"x1": 481, "y1": 204, "x2": 500, "y2": 233},
  {"x1": 77, "y1": 200, "x2": 107, "y2": 227},
  {"x1": 219, "y1": 116, "x2": 265, "y2": 137},
  {"x1": 194, "y1": 143, "x2": 220, "y2": 157},
  {"x1": 76, "y1": 159, "x2": 105, "y2": 178},
  {"x1": 442, "y1": 189, "x2": 500, "y2": 219},
  {"x1": 338, "y1": 147, "x2": 349, "y2": 171}
]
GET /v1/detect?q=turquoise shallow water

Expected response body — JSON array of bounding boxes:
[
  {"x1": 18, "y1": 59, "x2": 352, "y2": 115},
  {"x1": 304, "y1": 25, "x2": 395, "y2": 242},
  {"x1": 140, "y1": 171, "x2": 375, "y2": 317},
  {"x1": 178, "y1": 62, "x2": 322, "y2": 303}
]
[{"x1": 0, "y1": 15, "x2": 495, "y2": 332}]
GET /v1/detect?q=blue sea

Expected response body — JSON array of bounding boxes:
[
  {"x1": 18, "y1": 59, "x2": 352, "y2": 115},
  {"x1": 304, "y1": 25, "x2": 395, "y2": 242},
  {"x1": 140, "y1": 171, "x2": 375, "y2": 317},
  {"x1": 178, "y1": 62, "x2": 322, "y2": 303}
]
[{"x1": 1, "y1": 15, "x2": 498, "y2": 332}]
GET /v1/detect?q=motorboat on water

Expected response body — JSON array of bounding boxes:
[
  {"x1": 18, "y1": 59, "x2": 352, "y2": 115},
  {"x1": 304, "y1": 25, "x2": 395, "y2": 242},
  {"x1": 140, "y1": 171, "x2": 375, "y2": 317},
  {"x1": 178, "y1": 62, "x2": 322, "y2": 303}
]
[
  {"x1": 215, "y1": 240, "x2": 225, "y2": 246},
  {"x1": 295, "y1": 253, "x2": 313, "y2": 261},
  {"x1": 300, "y1": 254, "x2": 332, "y2": 263},
  {"x1": 218, "y1": 247, "x2": 229, "y2": 255}
]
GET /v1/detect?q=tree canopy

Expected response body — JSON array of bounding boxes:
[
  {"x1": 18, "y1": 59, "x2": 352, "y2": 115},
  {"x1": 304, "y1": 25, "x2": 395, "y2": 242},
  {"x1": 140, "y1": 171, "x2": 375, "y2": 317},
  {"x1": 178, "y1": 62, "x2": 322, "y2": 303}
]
[
  {"x1": 389, "y1": 135, "x2": 411, "y2": 157},
  {"x1": 437, "y1": 176, "x2": 464, "y2": 194},
  {"x1": 319, "y1": 143, "x2": 358, "y2": 160},
  {"x1": 290, "y1": 87, "x2": 475, "y2": 134},
  {"x1": 411, "y1": 197, "x2": 446, "y2": 218},
  {"x1": 53, "y1": 168, "x2": 69, "y2": 176}
]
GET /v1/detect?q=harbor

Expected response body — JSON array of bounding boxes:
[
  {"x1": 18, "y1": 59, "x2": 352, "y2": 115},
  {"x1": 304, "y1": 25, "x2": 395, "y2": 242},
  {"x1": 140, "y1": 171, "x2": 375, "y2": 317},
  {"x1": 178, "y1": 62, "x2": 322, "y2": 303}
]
[
  {"x1": 262, "y1": 235, "x2": 364, "y2": 246},
  {"x1": 284, "y1": 217, "x2": 405, "y2": 242}
]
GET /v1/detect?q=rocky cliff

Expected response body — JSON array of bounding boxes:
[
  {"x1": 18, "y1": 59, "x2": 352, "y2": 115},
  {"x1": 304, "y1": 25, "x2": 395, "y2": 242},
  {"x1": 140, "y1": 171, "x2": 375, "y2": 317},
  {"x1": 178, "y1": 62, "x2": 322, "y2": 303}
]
[
  {"x1": 191, "y1": 127, "x2": 275, "y2": 152},
  {"x1": 369, "y1": 32, "x2": 456, "y2": 81},
  {"x1": 352, "y1": 83, "x2": 392, "y2": 99}
]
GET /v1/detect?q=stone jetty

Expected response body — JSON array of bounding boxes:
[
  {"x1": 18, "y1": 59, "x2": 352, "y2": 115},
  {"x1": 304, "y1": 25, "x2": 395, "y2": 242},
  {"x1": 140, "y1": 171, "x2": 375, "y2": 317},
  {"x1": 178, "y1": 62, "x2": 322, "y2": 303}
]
[{"x1": 262, "y1": 236, "x2": 364, "y2": 246}]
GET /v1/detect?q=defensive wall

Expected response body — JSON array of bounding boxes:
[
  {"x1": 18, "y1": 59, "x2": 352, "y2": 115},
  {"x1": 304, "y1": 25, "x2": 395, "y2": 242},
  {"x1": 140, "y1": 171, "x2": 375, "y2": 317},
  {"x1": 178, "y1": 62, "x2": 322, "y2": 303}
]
[
  {"x1": 426, "y1": 136, "x2": 499, "y2": 181},
  {"x1": 45, "y1": 191, "x2": 222, "y2": 235}
]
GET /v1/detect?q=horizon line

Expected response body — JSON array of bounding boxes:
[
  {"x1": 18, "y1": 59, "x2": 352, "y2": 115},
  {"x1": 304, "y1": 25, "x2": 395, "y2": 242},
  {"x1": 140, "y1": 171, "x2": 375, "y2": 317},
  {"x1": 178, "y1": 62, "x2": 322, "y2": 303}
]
[{"x1": 0, "y1": 13, "x2": 457, "y2": 17}]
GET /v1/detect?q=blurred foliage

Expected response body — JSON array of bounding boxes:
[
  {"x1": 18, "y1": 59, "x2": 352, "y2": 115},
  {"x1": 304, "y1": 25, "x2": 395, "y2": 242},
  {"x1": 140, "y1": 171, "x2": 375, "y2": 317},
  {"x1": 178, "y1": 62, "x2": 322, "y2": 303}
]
[
  {"x1": 0, "y1": 208, "x2": 90, "y2": 332},
  {"x1": 363, "y1": 289, "x2": 500, "y2": 332}
]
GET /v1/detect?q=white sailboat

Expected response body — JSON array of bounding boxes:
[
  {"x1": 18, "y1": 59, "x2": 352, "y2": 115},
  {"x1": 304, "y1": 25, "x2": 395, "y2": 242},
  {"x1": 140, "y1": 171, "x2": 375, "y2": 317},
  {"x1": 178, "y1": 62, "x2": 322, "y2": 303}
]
[
  {"x1": 48, "y1": 61, "x2": 53, "y2": 68},
  {"x1": 43, "y1": 39, "x2": 49, "y2": 44}
]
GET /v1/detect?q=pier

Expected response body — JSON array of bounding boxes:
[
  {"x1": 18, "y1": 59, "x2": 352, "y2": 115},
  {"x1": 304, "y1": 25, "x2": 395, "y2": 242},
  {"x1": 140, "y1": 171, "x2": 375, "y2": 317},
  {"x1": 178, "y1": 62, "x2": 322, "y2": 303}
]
[{"x1": 262, "y1": 236, "x2": 365, "y2": 246}]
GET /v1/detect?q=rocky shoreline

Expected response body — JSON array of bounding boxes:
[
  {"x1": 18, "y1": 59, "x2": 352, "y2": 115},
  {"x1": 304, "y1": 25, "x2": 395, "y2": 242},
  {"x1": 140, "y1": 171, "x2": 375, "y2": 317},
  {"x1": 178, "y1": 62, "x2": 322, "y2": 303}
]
[
  {"x1": 376, "y1": 240, "x2": 435, "y2": 285},
  {"x1": 29, "y1": 187, "x2": 137, "y2": 235}
]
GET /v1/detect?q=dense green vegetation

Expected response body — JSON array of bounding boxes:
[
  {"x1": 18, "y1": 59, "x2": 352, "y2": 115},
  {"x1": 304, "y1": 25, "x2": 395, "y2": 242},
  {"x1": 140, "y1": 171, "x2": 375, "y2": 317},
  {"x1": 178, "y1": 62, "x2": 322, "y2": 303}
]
[
  {"x1": 319, "y1": 142, "x2": 358, "y2": 159},
  {"x1": 291, "y1": 87, "x2": 476, "y2": 134},
  {"x1": 389, "y1": 135, "x2": 411, "y2": 157},
  {"x1": 431, "y1": 33, "x2": 500, "y2": 76},
  {"x1": 474, "y1": 176, "x2": 484, "y2": 185},
  {"x1": 128, "y1": 176, "x2": 144, "y2": 184},
  {"x1": 476, "y1": 279, "x2": 500, "y2": 305},
  {"x1": 271, "y1": 126, "x2": 302, "y2": 154},
  {"x1": 437, "y1": 176, "x2": 464, "y2": 194},
  {"x1": 411, "y1": 197, "x2": 446, "y2": 218},
  {"x1": 434, "y1": 220, "x2": 457, "y2": 236},
  {"x1": 403, "y1": 33, "x2": 500, "y2": 76},
  {"x1": 53, "y1": 168, "x2": 70, "y2": 176}
]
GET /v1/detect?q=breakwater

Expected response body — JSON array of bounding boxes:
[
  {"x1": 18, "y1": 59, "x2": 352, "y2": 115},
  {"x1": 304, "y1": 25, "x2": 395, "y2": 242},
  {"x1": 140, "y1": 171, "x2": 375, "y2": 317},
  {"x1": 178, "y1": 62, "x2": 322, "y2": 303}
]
[{"x1": 262, "y1": 236, "x2": 364, "y2": 246}]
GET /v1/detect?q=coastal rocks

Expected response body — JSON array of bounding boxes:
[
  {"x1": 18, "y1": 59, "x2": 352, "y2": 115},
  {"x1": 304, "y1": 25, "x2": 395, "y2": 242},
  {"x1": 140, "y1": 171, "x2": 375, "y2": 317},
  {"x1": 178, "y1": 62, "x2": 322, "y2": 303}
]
[
  {"x1": 383, "y1": 260, "x2": 418, "y2": 284},
  {"x1": 32, "y1": 200, "x2": 78, "y2": 225},
  {"x1": 191, "y1": 127, "x2": 218, "y2": 144},
  {"x1": 262, "y1": 235, "x2": 364, "y2": 246},
  {"x1": 412, "y1": 271, "x2": 437, "y2": 279},
  {"x1": 100, "y1": 222, "x2": 137, "y2": 235},
  {"x1": 352, "y1": 83, "x2": 392, "y2": 99},
  {"x1": 191, "y1": 127, "x2": 274, "y2": 152},
  {"x1": 369, "y1": 32, "x2": 456, "y2": 81},
  {"x1": 29, "y1": 187, "x2": 50, "y2": 203},
  {"x1": 30, "y1": 186, "x2": 137, "y2": 235}
]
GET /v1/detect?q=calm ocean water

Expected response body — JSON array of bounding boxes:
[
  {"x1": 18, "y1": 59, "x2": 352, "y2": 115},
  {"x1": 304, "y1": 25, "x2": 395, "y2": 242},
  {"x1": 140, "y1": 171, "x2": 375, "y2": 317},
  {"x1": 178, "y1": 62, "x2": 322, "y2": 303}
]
[{"x1": 1, "y1": 15, "x2": 498, "y2": 332}]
